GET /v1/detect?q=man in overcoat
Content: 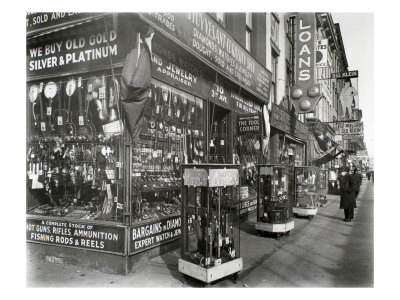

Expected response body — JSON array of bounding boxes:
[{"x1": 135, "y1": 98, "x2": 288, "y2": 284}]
[{"x1": 339, "y1": 167, "x2": 357, "y2": 222}]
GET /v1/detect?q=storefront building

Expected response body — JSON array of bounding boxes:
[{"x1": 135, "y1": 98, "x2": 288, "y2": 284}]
[{"x1": 26, "y1": 13, "x2": 271, "y2": 274}]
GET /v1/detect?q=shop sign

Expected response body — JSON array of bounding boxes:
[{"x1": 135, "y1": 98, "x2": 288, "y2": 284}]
[
  {"x1": 27, "y1": 20, "x2": 128, "y2": 79},
  {"x1": 237, "y1": 114, "x2": 261, "y2": 136},
  {"x1": 356, "y1": 150, "x2": 368, "y2": 157},
  {"x1": 141, "y1": 13, "x2": 272, "y2": 103},
  {"x1": 209, "y1": 77, "x2": 236, "y2": 110},
  {"x1": 26, "y1": 218, "x2": 126, "y2": 254},
  {"x1": 333, "y1": 135, "x2": 342, "y2": 142},
  {"x1": 152, "y1": 37, "x2": 205, "y2": 95},
  {"x1": 231, "y1": 89, "x2": 262, "y2": 114},
  {"x1": 209, "y1": 168, "x2": 239, "y2": 187},
  {"x1": 294, "y1": 13, "x2": 316, "y2": 86},
  {"x1": 331, "y1": 70, "x2": 358, "y2": 79},
  {"x1": 316, "y1": 39, "x2": 328, "y2": 67},
  {"x1": 183, "y1": 168, "x2": 209, "y2": 186},
  {"x1": 239, "y1": 199, "x2": 257, "y2": 215},
  {"x1": 270, "y1": 104, "x2": 308, "y2": 136},
  {"x1": 337, "y1": 121, "x2": 363, "y2": 135},
  {"x1": 130, "y1": 216, "x2": 181, "y2": 254},
  {"x1": 26, "y1": 13, "x2": 108, "y2": 35}
]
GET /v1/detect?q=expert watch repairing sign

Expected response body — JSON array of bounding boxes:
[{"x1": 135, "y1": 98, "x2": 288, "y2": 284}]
[{"x1": 130, "y1": 216, "x2": 182, "y2": 255}]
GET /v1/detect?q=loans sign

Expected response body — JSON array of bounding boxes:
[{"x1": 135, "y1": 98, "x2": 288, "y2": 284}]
[
  {"x1": 140, "y1": 13, "x2": 272, "y2": 104},
  {"x1": 295, "y1": 13, "x2": 316, "y2": 84}
]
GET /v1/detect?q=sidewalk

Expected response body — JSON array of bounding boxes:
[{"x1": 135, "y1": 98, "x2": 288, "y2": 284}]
[{"x1": 27, "y1": 180, "x2": 374, "y2": 287}]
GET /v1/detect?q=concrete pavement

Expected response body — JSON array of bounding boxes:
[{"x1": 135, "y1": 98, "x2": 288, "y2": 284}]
[{"x1": 26, "y1": 179, "x2": 374, "y2": 288}]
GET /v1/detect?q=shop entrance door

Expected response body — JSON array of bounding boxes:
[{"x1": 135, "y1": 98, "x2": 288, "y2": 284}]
[{"x1": 209, "y1": 104, "x2": 232, "y2": 164}]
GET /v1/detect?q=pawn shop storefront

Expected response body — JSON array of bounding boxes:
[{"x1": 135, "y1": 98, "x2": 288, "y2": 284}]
[{"x1": 26, "y1": 12, "x2": 271, "y2": 275}]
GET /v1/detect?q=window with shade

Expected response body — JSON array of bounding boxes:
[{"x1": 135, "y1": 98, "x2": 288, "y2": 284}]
[
  {"x1": 245, "y1": 12, "x2": 252, "y2": 52},
  {"x1": 216, "y1": 12, "x2": 226, "y2": 27},
  {"x1": 271, "y1": 13, "x2": 279, "y2": 46}
]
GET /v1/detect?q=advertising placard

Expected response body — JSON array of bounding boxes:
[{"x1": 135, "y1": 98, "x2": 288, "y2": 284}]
[
  {"x1": 237, "y1": 114, "x2": 261, "y2": 136},
  {"x1": 130, "y1": 216, "x2": 181, "y2": 255},
  {"x1": 209, "y1": 168, "x2": 239, "y2": 187},
  {"x1": 338, "y1": 121, "x2": 363, "y2": 135},
  {"x1": 26, "y1": 217, "x2": 127, "y2": 254},
  {"x1": 316, "y1": 39, "x2": 328, "y2": 67},
  {"x1": 26, "y1": 13, "x2": 108, "y2": 35},
  {"x1": 152, "y1": 37, "x2": 206, "y2": 95},
  {"x1": 141, "y1": 13, "x2": 272, "y2": 104},
  {"x1": 270, "y1": 104, "x2": 308, "y2": 137},
  {"x1": 27, "y1": 18, "x2": 129, "y2": 79}
]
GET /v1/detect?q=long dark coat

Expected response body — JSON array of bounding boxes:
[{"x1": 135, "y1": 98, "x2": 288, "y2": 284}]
[
  {"x1": 353, "y1": 173, "x2": 362, "y2": 194},
  {"x1": 339, "y1": 173, "x2": 357, "y2": 209}
]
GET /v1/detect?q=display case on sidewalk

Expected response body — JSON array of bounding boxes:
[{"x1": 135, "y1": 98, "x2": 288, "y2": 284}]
[
  {"x1": 292, "y1": 166, "x2": 320, "y2": 219},
  {"x1": 319, "y1": 168, "x2": 328, "y2": 206},
  {"x1": 179, "y1": 164, "x2": 242, "y2": 286},
  {"x1": 254, "y1": 165, "x2": 294, "y2": 238}
]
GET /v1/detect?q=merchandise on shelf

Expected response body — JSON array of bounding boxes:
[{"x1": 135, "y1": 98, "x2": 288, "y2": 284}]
[{"x1": 27, "y1": 74, "x2": 124, "y2": 222}]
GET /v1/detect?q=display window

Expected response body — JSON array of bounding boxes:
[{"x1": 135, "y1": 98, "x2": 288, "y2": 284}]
[
  {"x1": 26, "y1": 72, "x2": 124, "y2": 223},
  {"x1": 130, "y1": 79, "x2": 206, "y2": 222}
]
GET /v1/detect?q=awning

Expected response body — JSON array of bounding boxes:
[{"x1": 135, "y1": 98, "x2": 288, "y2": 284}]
[
  {"x1": 311, "y1": 146, "x2": 343, "y2": 166},
  {"x1": 309, "y1": 132, "x2": 343, "y2": 166}
]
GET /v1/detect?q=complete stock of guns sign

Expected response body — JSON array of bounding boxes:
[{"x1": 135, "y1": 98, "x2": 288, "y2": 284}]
[
  {"x1": 130, "y1": 216, "x2": 182, "y2": 254},
  {"x1": 141, "y1": 13, "x2": 272, "y2": 104},
  {"x1": 26, "y1": 18, "x2": 128, "y2": 79},
  {"x1": 26, "y1": 218, "x2": 126, "y2": 254}
]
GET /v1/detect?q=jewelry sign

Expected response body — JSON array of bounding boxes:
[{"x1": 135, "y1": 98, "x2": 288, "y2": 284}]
[{"x1": 141, "y1": 13, "x2": 272, "y2": 104}]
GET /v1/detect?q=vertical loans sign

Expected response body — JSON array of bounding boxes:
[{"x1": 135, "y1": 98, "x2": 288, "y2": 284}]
[
  {"x1": 289, "y1": 13, "x2": 320, "y2": 114},
  {"x1": 295, "y1": 13, "x2": 316, "y2": 85}
]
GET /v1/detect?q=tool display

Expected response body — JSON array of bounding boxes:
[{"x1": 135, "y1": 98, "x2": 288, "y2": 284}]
[{"x1": 179, "y1": 164, "x2": 242, "y2": 286}]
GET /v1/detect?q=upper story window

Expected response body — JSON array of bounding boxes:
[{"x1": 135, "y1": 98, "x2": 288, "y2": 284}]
[
  {"x1": 245, "y1": 12, "x2": 252, "y2": 52},
  {"x1": 216, "y1": 12, "x2": 226, "y2": 27},
  {"x1": 271, "y1": 13, "x2": 279, "y2": 46}
]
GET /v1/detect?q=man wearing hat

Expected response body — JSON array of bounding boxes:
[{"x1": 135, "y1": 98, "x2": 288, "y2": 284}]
[{"x1": 339, "y1": 167, "x2": 357, "y2": 222}]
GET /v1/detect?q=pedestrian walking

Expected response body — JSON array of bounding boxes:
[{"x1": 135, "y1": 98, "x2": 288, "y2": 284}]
[
  {"x1": 372, "y1": 171, "x2": 374, "y2": 183},
  {"x1": 367, "y1": 172, "x2": 371, "y2": 180},
  {"x1": 339, "y1": 167, "x2": 357, "y2": 222},
  {"x1": 353, "y1": 168, "x2": 362, "y2": 198}
]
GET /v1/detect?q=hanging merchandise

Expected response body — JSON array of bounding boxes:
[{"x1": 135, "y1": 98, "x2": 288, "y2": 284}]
[{"x1": 120, "y1": 26, "x2": 154, "y2": 141}]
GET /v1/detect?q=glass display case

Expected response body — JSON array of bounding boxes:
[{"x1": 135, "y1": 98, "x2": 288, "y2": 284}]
[
  {"x1": 319, "y1": 168, "x2": 328, "y2": 206},
  {"x1": 292, "y1": 166, "x2": 320, "y2": 218},
  {"x1": 328, "y1": 168, "x2": 341, "y2": 195},
  {"x1": 255, "y1": 165, "x2": 294, "y2": 237},
  {"x1": 179, "y1": 164, "x2": 242, "y2": 285}
]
